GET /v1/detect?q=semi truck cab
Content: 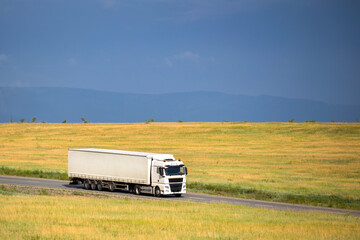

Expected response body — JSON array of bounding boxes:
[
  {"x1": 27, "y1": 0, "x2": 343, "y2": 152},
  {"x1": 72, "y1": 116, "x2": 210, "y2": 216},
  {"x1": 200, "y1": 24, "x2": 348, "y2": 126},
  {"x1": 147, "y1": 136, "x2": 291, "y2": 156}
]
[{"x1": 151, "y1": 155, "x2": 187, "y2": 197}]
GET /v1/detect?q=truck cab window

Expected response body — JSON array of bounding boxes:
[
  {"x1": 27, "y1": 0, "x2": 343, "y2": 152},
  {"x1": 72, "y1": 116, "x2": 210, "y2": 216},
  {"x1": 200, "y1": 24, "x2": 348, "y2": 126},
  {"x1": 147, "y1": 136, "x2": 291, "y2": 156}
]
[{"x1": 165, "y1": 166, "x2": 185, "y2": 176}]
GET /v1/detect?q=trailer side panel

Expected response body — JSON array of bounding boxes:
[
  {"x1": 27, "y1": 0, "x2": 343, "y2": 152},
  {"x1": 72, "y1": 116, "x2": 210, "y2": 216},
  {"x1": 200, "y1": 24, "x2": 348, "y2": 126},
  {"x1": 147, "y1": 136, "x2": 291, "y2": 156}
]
[{"x1": 68, "y1": 150, "x2": 151, "y2": 185}]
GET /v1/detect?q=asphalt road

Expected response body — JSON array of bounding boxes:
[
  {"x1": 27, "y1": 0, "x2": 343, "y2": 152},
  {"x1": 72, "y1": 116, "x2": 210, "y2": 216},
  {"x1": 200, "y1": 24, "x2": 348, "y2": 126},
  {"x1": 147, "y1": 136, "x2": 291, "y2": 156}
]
[{"x1": 1, "y1": 175, "x2": 359, "y2": 217}]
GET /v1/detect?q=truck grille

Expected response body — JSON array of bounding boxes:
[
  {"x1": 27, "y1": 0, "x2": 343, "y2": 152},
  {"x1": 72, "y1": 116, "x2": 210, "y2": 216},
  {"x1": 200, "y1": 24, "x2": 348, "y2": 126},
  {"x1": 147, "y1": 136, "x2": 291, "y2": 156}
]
[
  {"x1": 169, "y1": 178, "x2": 183, "y2": 183},
  {"x1": 170, "y1": 183, "x2": 182, "y2": 192}
]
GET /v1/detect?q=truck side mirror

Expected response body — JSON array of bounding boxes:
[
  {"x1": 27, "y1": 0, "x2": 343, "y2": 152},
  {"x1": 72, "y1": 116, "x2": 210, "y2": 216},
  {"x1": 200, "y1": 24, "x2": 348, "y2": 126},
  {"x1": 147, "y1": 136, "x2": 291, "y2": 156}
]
[
  {"x1": 159, "y1": 167, "x2": 165, "y2": 177},
  {"x1": 185, "y1": 167, "x2": 188, "y2": 175}
]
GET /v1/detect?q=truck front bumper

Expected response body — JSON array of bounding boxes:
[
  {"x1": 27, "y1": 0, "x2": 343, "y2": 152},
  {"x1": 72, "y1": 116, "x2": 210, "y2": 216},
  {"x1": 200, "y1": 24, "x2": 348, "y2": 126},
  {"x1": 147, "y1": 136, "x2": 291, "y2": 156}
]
[{"x1": 162, "y1": 183, "x2": 186, "y2": 195}]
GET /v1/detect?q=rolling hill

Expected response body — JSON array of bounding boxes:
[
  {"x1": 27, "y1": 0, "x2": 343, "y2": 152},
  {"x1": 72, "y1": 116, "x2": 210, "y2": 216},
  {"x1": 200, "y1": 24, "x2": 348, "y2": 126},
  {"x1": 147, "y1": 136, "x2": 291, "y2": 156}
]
[{"x1": 0, "y1": 87, "x2": 359, "y2": 123}]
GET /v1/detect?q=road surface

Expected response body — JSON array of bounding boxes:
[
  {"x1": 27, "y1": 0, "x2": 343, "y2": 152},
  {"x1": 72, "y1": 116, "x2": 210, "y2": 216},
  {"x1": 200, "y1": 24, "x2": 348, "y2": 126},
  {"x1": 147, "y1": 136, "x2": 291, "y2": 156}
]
[{"x1": 1, "y1": 175, "x2": 359, "y2": 217}]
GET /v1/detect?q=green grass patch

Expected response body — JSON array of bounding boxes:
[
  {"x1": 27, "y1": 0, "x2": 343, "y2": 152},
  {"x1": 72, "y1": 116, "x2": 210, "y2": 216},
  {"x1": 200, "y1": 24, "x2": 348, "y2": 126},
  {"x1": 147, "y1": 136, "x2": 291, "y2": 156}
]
[
  {"x1": 0, "y1": 166, "x2": 68, "y2": 180},
  {"x1": 188, "y1": 182, "x2": 360, "y2": 210},
  {"x1": 0, "y1": 184, "x2": 27, "y2": 196}
]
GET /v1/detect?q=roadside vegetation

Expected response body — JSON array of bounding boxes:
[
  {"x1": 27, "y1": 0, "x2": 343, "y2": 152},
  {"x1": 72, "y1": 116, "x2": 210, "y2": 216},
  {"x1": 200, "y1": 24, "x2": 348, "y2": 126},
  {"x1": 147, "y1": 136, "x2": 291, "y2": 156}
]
[
  {"x1": 0, "y1": 166, "x2": 67, "y2": 180},
  {"x1": 1, "y1": 165, "x2": 358, "y2": 209},
  {"x1": 0, "y1": 186, "x2": 359, "y2": 240},
  {"x1": 0, "y1": 122, "x2": 359, "y2": 209},
  {"x1": 0, "y1": 184, "x2": 138, "y2": 199}
]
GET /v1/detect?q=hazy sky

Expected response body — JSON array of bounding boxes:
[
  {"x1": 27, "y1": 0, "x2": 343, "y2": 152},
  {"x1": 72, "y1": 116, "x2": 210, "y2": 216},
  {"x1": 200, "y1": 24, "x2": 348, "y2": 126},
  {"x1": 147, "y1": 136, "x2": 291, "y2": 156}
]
[{"x1": 0, "y1": 0, "x2": 359, "y2": 105}]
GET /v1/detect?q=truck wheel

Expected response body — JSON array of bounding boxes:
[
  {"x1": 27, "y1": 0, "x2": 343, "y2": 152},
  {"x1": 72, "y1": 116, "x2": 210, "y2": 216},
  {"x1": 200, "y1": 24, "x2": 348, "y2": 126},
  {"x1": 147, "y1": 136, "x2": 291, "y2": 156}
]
[
  {"x1": 109, "y1": 182, "x2": 115, "y2": 192},
  {"x1": 135, "y1": 185, "x2": 141, "y2": 195},
  {"x1": 91, "y1": 181, "x2": 97, "y2": 190},
  {"x1": 97, "y1": 182, "x2": 103, "y2": 191},
  {"x1": 175, "y1": 194, "x2": 182, "y2": 197},
  {"x1": 84, "y1": 180, "x2": 90, "y2": 190},
  {"x1": 154, "y1": 187, "x2": 161, "y2": 197}
]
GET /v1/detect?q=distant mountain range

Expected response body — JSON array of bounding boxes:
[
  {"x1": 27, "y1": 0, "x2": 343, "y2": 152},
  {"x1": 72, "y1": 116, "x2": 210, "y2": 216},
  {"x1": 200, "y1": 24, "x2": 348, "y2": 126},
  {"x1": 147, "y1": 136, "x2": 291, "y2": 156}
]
[{"x1": 0, "y1": 87, "x2": 359, "y2": 123}]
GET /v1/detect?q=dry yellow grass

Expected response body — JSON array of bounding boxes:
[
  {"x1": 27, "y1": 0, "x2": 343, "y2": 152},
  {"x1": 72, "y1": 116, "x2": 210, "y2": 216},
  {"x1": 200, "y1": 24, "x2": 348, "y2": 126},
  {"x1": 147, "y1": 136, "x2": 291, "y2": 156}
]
[
  {"x1": 0, "y1": 122, "x2": 359, "y2": 199},
  {"x1": 0, "y1": 194, "x2": 359, "y2": 240}
]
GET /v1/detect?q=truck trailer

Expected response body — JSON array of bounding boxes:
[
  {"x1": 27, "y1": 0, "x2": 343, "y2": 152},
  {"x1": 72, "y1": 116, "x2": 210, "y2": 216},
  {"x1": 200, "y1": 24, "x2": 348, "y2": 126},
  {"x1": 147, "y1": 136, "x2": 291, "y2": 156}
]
[{"x1": 68, "y1": 148, "x2": 187, "y2": 197}]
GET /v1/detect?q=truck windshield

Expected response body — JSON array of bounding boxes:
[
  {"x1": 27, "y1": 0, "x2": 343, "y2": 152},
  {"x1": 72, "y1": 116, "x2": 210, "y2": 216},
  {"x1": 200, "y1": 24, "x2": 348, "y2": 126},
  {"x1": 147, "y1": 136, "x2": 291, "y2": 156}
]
[{"x1": 165, "y1": 166, "x2": 185, "y2": 176}]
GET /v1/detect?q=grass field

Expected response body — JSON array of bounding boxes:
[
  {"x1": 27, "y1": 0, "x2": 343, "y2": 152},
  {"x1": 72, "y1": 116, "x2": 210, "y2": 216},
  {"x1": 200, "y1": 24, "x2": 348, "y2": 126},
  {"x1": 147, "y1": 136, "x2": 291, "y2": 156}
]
[
  {"x1": 0, "y1": 188, "x2": 359, "y2": 240},
  {"x1": 0, "y1": 122, "x2": 359, "y2": 208}
]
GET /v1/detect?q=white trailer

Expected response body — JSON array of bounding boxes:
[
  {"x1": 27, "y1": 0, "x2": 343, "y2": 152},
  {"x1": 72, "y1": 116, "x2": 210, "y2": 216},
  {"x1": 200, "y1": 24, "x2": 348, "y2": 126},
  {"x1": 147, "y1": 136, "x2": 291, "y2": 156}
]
[{"x1": 68, "y1": 148, "x2": 187, "y2": 197}]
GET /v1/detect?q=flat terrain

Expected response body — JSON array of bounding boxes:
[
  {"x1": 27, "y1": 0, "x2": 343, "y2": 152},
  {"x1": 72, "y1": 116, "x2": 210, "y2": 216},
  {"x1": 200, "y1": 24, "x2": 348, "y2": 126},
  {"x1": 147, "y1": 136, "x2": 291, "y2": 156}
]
[
  {"x1": 1, "y1": 189, "x2": 359, "y2": 240},
  {"x1": 2, "y1": 175, "x2": 359, "y2": 216},
  {"x1": 1, "y1": 122, "x2": 360, "y2": 239},
  {"x1": 0, "y1": 122, "x2": 359, "y2": 208}
]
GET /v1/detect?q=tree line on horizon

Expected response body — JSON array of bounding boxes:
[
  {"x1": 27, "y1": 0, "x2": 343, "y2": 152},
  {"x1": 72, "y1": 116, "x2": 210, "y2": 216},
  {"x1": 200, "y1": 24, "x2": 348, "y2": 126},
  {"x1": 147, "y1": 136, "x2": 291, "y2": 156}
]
[{"x1": 8, "y1": 117, "x2": 360, "y2": 123}]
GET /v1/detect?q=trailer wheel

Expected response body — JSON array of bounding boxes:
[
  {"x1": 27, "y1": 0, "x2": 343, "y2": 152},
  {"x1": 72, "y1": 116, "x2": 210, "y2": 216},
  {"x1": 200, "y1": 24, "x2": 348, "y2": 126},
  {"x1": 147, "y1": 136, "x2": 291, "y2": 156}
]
[
  {"x1": 109, "y1": 182, "x2": 115, "y2": 192},
  {"x1": 135, "y1": 185, "x2": 141, "y2": 195},
  {"x1": 154, "y1": 187, "x2": 161, "y2": 197},
  {"x1": 84, "y1": 180, "x2": 90, "y2": 190},
  {"x1": 90, "y1": 181, "x2": 97, "y2": 190},
  {"x1": 97, "y1": 182, "x2": 103, "y2": 191}
]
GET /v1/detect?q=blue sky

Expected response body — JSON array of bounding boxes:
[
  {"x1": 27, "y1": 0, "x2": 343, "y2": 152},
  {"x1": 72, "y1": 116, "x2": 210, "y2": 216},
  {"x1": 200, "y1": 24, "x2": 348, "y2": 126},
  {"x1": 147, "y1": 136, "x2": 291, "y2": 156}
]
[{"x1": 0, "y1": 0, "x2": 359, "y2": 105}]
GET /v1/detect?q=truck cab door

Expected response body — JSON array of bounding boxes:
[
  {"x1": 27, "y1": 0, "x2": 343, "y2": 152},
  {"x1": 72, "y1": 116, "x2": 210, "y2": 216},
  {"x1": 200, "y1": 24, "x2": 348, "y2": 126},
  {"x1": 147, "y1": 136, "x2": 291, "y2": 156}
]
[{"x1": 152, "y1": 166, "x2": 161, "y2": 185}]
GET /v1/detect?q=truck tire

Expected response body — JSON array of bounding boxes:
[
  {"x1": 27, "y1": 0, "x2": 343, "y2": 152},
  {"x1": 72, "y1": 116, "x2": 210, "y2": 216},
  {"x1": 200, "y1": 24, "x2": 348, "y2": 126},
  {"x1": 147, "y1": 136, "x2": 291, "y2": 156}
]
[
  {"x1": 154, "y1": 187, "x2": 161, "y2": 197},
  {"x1": 175, "y1": 194, "x2": 182, "y2": 197},
  {"x1": 109, "y1": 182, "x2": 115, "y2": 192},
  {"x1": 84, "y1": 180, "x2": 90, "y2": 190},
  {"x1": 91, "y1": 181, "x2": 97, "y2": 190},
  {"x1": 135, "y1": 185, "x2": 141, "y2": 195},
  {"x1": 97, "y1": 182, "x2": 103, "y2": 191}
]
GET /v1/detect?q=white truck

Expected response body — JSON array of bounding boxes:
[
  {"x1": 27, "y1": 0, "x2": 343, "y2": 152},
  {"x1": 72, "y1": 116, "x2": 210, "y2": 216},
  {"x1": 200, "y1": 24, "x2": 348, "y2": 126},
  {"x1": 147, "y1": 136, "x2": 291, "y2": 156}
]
[{"x1": 68, "y1": 148, "x2": 187, "y2": 197}]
